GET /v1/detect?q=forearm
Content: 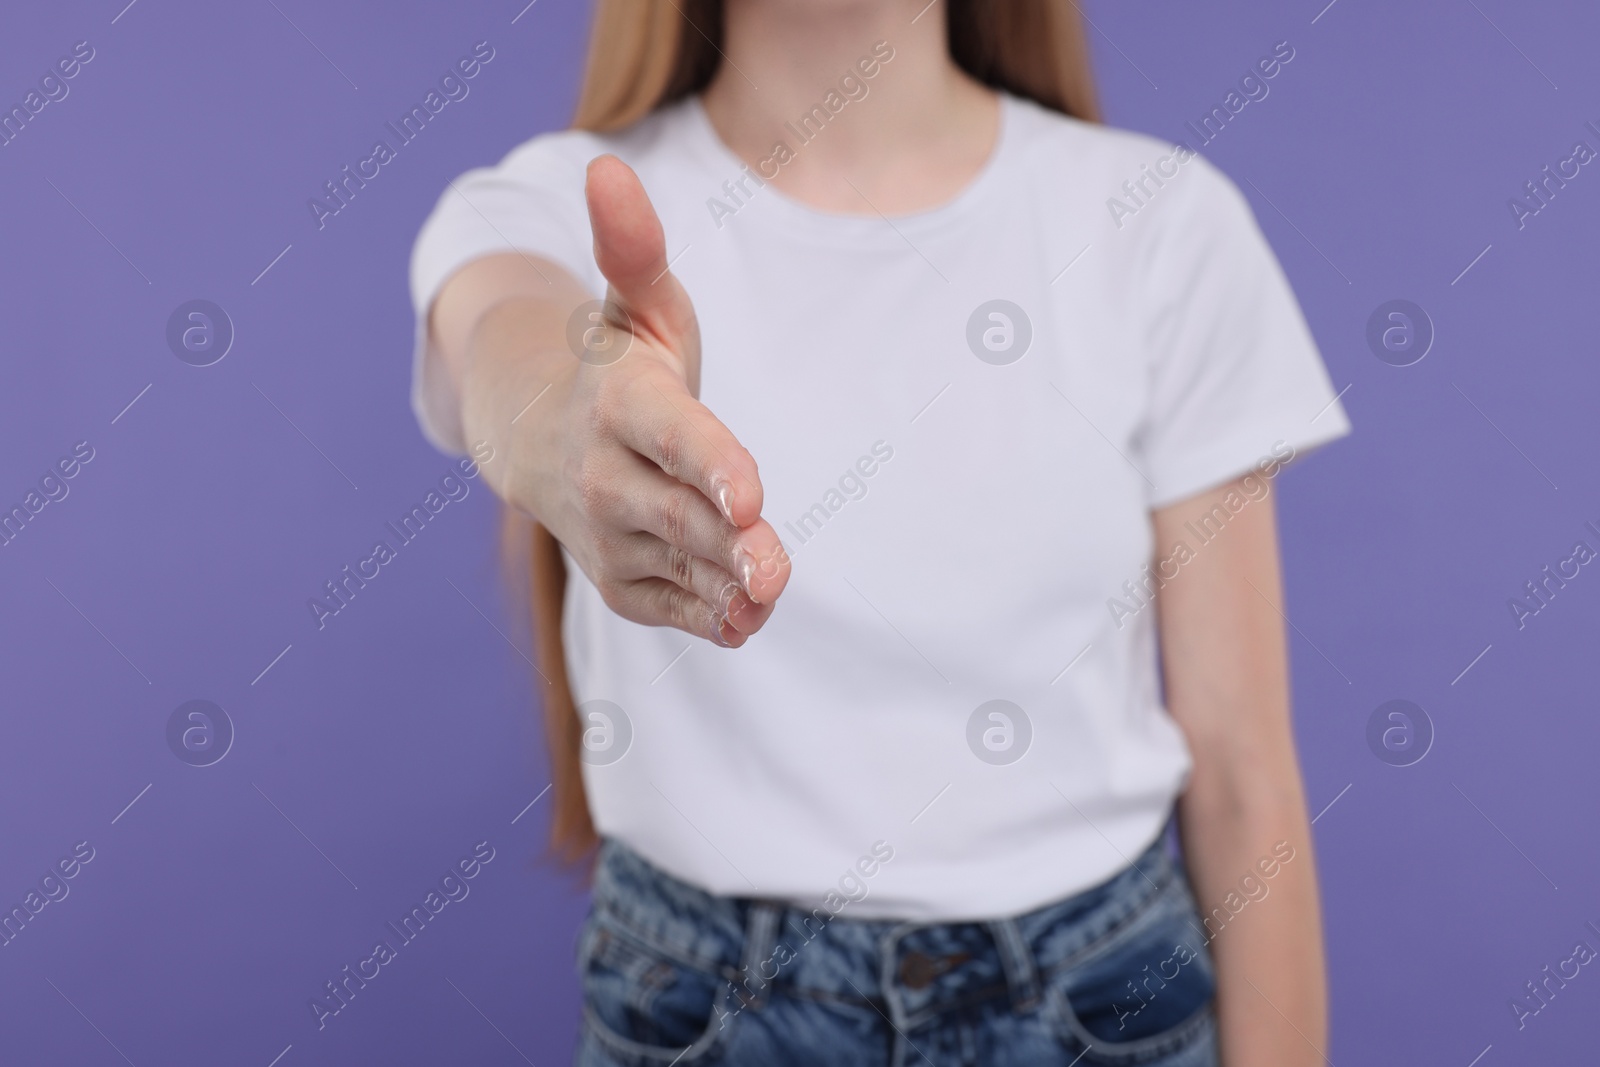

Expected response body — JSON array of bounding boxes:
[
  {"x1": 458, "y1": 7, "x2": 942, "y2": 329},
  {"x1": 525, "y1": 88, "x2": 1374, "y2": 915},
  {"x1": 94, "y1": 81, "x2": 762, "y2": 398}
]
[
  {"x1": 428, "y1": 253, "x2": 588, "y2": 510},
  {"x1": 1177, "y1": 759, "x2": 1327, "y2": 1067},
  {"x1": 1152, "y1": 476, "x2": 1330, "y2": 1066},
  {"x1": 456, "y1": 297, "x2": 578, "y2": 509}
]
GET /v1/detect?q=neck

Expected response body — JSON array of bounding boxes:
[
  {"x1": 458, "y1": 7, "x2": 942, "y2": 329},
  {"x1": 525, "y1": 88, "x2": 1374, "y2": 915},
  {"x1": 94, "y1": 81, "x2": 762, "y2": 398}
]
[{"x1": 700, "y1": 0, "x2": 999, "y2": 214}]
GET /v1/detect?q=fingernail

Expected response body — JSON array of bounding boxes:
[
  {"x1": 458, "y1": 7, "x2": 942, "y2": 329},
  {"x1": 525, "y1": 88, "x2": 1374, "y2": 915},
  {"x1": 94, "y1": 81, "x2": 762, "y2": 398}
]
[
  {"x1": 714, "y1": 480, "x2": 735, "y2": 523},
  {"x1": 717, "y1": 580, "x2": 741, "y2": 616},
  {"x1": 735, "y1": 550, "x2": 760, "y2": 604},
  {"x1": 712, "y1": 616, "x2": 736, "y2": 648}
]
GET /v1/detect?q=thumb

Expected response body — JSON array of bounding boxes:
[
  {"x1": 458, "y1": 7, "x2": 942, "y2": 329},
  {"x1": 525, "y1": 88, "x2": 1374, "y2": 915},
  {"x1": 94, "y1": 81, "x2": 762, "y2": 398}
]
[{"x1": 585, "y1": 154, "x2": 697, "y2": 360}]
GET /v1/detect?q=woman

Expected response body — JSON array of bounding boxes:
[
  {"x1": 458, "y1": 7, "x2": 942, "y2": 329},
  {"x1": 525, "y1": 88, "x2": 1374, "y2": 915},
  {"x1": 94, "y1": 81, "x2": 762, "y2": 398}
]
[{"x1": 410, "y1": 1, "x2": 1348, "y2": 1063}]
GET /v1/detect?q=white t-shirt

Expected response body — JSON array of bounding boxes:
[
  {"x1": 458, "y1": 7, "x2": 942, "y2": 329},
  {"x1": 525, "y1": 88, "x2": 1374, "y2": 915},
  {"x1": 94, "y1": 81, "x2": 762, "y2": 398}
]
[{"x1": 409, "y1": 93, "x2": 1350, "y2": 921}]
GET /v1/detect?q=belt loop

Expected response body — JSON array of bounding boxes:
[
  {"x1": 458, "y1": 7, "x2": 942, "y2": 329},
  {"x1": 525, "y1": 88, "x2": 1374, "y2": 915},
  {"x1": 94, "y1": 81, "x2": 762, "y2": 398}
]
[
  {"x1": 987, "y1": 918, "x2": 1041, "y2": 1013},
  {"x1": 738, "y1": 902, "x2": 783, "y2": 1010}
]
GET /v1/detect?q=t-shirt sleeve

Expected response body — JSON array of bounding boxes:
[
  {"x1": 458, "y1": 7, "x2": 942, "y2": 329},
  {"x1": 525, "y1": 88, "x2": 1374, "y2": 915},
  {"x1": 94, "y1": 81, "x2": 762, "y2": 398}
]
[
  {"x1": 1133, "y1": 154, "x2": 1351, "y2": 508},
  {"x1": 407, "y1": 134, "x2": 599, "y2": 455}
]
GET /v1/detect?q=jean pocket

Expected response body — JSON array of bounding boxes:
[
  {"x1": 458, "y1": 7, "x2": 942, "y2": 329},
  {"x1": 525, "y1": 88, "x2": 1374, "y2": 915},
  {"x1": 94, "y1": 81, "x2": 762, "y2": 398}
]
[
  {"x1": 1046, "y1": 884, "x2": 1217, "y2": 1066},
  {"x1": 578, "y1": 914, "x2": 736, "y2": 1066}
]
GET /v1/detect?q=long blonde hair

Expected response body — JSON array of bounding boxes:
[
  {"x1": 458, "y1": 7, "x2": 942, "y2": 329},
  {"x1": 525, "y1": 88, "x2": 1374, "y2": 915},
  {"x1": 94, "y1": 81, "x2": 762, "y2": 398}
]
[{"x1": 524, "y1": 0, "x2": 1101, "y2": 864}]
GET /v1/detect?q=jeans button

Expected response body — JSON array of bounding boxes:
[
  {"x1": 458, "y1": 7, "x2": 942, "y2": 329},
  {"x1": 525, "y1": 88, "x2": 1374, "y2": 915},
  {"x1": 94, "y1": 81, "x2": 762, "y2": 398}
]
[
  {"x1": 898, "y1": 951, "x2": 969, "y2": 989},
  {"x1": 899, "y1": 952, "x2": 936, "y2": 989}
]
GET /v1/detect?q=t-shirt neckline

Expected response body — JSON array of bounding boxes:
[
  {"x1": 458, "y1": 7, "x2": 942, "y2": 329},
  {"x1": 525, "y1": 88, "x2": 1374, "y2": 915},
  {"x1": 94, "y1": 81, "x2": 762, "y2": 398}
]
[{"x1": 681, "y1": 91, "x2": 1019, "y2": 242}]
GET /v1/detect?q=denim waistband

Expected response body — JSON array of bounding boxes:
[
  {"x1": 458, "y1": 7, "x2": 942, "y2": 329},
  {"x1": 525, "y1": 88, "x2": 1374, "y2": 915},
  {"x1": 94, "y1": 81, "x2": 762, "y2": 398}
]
[{"x1": 585, "y1": 833, "x2": 1179, "y2": 1032}]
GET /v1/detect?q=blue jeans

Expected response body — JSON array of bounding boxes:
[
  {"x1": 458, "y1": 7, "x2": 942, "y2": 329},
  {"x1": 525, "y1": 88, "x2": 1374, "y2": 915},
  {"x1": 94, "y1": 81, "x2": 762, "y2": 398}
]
[{"x1": 574, "y1": 833, "x2": 1219, "y2": 1067}]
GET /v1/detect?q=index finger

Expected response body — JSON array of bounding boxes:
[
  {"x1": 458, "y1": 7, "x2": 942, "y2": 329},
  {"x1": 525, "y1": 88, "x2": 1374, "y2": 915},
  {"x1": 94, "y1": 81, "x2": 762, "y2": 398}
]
[{"x1": 613, "y1": 367, "x2": 765, "y2": 529}]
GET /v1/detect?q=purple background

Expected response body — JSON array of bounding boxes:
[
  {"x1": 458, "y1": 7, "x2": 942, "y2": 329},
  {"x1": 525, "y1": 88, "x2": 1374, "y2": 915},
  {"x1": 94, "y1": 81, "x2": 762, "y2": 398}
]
[{"x1": 2, "y1": 1, "x2": 1596, "y2": 1064}]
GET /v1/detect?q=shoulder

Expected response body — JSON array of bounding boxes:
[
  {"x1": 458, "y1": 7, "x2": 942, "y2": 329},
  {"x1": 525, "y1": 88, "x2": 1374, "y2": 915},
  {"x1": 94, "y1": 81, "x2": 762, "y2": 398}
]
[
  {"x1": 1005, "y1": 94, "x2": 1254, "y2": 239},
  {"x1": 1005, "y1": 95, "x2": 1175, "y2": 174}
]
